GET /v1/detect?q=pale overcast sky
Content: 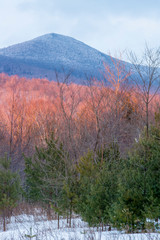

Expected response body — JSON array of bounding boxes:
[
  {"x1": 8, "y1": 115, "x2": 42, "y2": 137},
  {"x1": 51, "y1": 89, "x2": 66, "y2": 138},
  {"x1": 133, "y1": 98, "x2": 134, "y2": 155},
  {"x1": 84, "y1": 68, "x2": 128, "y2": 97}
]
[{"x1": 0, "y1": 0, "x2": 160, "y2": 57}]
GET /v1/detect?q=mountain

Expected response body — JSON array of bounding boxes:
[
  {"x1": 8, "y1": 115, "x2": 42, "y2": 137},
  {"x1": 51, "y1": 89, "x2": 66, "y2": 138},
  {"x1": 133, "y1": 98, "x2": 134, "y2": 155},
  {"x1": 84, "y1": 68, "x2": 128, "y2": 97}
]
[{"x1": 0, "y1": 33, "x2": 129, "y2": 83}]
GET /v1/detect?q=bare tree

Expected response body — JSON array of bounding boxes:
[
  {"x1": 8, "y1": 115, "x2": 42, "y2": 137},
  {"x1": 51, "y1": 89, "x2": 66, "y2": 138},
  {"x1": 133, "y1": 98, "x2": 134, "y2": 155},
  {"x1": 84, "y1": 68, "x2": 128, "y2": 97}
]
[
  {"x1": 82, "y1": 77, "x2": 109, "y2": 152},
  {"x1": 55, "y1": 69, "x2": 83, "y2": 160},
  {"x1": 103, "y1": 55, "x2": 139, "y2": 151},
  {"x1": 128, "y1": 45, "x2": 160, "y2": 137}
]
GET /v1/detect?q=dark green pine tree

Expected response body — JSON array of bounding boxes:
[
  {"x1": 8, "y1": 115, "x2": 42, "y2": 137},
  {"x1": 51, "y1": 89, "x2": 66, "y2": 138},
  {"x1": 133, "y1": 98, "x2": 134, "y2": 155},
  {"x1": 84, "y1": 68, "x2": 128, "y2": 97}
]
[
  {"x1": 24, "y1": 155, "x2": 43, "y2": 202},
  {"x1": 74, "y1": 150, "x2": 98, "y2": 226},
  {"x1": 61, "y1": 168, "x2": 79, "y2": 227},
  {"x1": 74, "y1": 143, "x2": 121, "y2": 228},
  {"x1": 0, "y1": 154, "x2": 20, "y2": 231},
  {"x1": 111, "y1": 112, "x2": 160, "y2": 232},
  {"x1": 24, "y1": 135, "x2": 69, "y2": 220},
  {"x1": 144, "y1": 113, "x2": 160, "y2": 222}
]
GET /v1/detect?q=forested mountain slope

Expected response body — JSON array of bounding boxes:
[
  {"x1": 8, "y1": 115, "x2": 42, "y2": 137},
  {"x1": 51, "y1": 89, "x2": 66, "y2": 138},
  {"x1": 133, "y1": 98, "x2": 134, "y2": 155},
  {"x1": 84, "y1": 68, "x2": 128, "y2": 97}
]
[{"x1": 0, "y1": 33, "x2": 130, "y2": 83}]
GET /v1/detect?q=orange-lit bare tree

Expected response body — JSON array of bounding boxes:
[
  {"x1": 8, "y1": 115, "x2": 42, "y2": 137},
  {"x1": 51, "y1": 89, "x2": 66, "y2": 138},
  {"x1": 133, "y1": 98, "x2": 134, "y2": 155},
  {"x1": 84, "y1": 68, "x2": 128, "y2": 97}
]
[
  {"x1": 128, "y1": 45, "x2": 160, "y2": 137},
  {"x1": 55, "y1": 70, "x2": 83, "y2": 160},
  {"x1": 103, "y1": 55, "x2": 139, "y2": 150}
]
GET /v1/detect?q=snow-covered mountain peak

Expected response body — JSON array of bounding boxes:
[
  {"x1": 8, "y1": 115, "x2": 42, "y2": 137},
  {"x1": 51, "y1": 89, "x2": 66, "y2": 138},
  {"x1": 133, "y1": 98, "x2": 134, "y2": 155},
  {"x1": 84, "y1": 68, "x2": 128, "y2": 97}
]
[{"x1": 0, "y1": 33, "x2": 124, "y2": 82}]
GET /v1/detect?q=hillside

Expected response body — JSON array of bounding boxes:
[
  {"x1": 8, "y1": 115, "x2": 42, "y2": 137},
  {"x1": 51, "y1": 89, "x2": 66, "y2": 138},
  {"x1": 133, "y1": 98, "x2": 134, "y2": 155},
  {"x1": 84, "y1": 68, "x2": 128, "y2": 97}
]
[{"x1": 0, "y1": 33, "x2": 128, "y2": 83}]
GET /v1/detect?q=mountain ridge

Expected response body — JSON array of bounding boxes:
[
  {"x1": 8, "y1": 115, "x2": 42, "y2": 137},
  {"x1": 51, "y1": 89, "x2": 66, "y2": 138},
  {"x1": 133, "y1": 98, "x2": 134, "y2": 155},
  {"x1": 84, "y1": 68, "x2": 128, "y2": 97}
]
[{"x1": 0, "y1": 33, "x2": 128, "y2": 83}]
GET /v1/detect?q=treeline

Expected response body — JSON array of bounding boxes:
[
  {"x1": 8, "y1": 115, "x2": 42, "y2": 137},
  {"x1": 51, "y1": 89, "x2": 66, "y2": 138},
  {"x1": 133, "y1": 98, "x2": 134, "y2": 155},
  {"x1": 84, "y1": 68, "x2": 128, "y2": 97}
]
[
  {"x1": 0, "y1": 71, "x2": 145, "y2": 172},
  {"x1": 1, "y1": 118, "x2": 160, "y2": 232},
  {"x1": 24, "y1": 120, "x2": 160, "y2": 232}
]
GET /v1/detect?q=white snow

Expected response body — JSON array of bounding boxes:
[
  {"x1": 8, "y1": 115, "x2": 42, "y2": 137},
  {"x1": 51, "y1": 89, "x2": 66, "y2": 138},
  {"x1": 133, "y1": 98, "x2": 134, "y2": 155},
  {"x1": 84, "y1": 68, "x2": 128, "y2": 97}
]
[{"x1": 0, "y1": 214, "x2": 159, "y2": 240}]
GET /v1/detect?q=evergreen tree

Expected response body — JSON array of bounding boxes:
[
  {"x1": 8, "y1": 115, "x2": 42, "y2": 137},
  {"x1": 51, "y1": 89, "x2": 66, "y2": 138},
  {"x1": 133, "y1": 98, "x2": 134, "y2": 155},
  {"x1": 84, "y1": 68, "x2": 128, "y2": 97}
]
[
  {"x1": 0, "y1": 154, "x2": 20, "y2": 231},
  {"x1": 74, "y1": 143, "x2": 121, "y2": 228},
  {"x1": 24, "y1": 135, "x2": 69, "y2": 220},
  {"x1": 61, "y1": 168, "x2": 78, "y2": 227},
  {"x1": 111, "y1": 115, "x2": 160, "y2": 232}
]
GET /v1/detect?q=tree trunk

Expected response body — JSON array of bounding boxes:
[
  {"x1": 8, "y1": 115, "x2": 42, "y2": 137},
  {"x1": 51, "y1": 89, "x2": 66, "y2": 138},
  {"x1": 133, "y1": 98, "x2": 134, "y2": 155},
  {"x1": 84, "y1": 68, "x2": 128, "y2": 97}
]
[
  {"x1": 67, "y1": 212, "x2": 69, "y2": 224},
  {"x1": 58, "y1": 213, "x2": 60, "y2": 229},
  {"x1": 146, "y1": 101, "x2": 149, "y2": 138},
  {"x1": 47, "y1": 204, "x2": 51, "y2": 220},
  {"x1": 69, "y1": 205, "x2": 72, "y2": 228},
  {"x1": 3, "y1": 211, "x2": 6, "y2": 232},
  {"x1": 101, "y1": 221, "x2": 104, "y2": 231}
]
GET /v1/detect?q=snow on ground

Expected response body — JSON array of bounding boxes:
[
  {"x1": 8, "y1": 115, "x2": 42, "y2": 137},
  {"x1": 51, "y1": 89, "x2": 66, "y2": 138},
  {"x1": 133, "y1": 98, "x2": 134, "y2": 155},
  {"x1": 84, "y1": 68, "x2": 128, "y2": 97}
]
[{"x1": 0, "y1": 214, "x2": 160, "y2": 240}]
